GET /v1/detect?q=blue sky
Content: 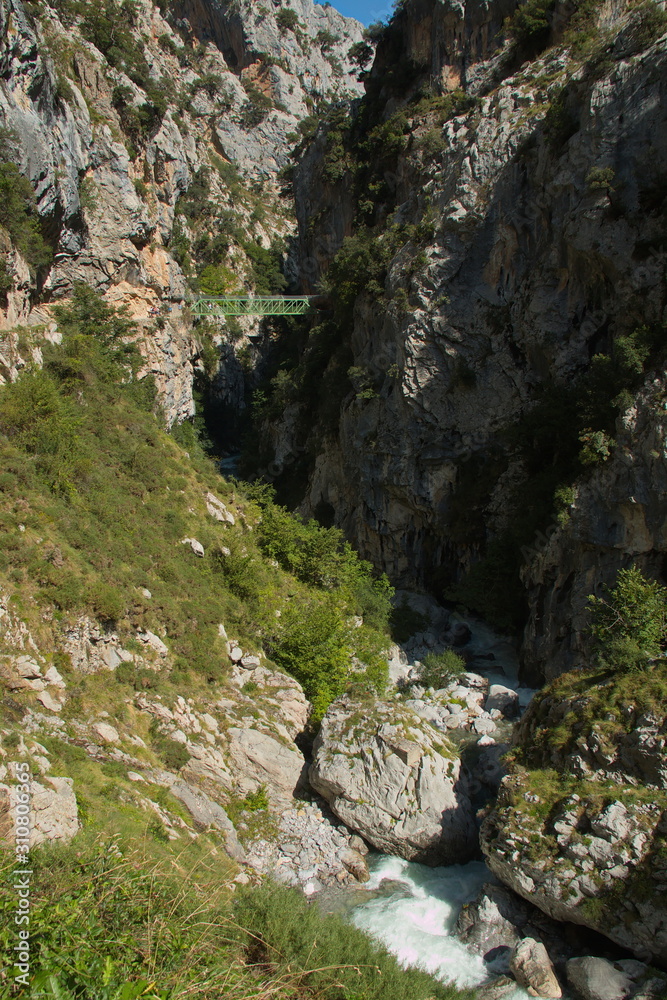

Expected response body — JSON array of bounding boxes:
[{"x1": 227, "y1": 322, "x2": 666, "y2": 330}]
[{"x1": 327, "y1": 0, "x2": 393, "y2": 25}]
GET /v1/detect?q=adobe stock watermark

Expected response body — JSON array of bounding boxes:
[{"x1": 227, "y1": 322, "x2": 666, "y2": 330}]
[{"x1": 10, "y1": 761, "x2": 32, "y2": 990}]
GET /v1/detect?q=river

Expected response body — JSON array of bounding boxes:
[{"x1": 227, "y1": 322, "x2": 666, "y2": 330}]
[{"x1": 341, "y1": 854, "x2": 531, "y2": 999}]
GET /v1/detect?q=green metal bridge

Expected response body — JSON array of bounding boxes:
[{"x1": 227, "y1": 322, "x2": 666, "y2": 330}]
[{"x1": 191, "y1": 296, "x2": 315, "y2": 317}]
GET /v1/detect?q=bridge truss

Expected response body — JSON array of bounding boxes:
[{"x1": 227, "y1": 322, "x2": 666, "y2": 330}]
[{"x1": 191, "y1": 296, "x2": 313, "y2": 317}]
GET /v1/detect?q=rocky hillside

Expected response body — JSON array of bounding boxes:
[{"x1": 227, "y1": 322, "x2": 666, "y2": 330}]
[
  {"x1": 0, "y1": 0, "x2": 364, "y2": 424},
  {"x1": 256, "y1": 0, "x2": 667, "y2": 686}
]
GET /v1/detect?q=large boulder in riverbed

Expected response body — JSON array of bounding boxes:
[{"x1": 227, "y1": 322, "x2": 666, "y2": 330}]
[
  {"x1": 309, "y1": 695, "x2": 476, "y2": 865},
  {"x1": 510, "y1": 938, "x2": 562, "y2": 998}
]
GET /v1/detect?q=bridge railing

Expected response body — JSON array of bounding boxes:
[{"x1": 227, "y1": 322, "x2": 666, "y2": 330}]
[{"x1": 191, "y1": 296, "x2": 314, "y2": 317}]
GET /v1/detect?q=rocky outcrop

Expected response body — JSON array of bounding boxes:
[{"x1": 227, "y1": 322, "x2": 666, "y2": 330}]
[
  {"x1": 566, "y1": 956, "x2": 667, "y2": 1000},
  {"x1": 0, "y1": 0, "x2": 363, "y2": 423},
  {"x1": 481, "y1": 665, "x2": 667, "y2": 965},
  {"x1": 309, "y1": 693, "x2": 476, "y2": 864},
  {"x1": 521, "y1": 385, "x2": 667, "y2": 683},
  {"x1": 510, "y1": 937, "x2": 562, "y2": 999},
  {"x1": 0, "y1": 771, "x2": 79, "y2": 847},
  {"x1": 243, "y1": 800, "x2": 371, "y2": 891}
]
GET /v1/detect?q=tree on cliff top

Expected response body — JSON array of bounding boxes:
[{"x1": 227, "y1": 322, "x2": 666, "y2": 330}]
[{"x1": 587, "y1": 565, "x2": 667, "y2": 670}]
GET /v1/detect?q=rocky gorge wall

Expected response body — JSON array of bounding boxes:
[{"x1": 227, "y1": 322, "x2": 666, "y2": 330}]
[{"x1": 270, "y1": 0, "x2": 667, "y2": 684}]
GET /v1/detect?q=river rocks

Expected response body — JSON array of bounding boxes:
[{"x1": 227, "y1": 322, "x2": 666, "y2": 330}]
[
  {"x1": 566, "y1": 957, "x2": 633, "y2": 1000},
  {"x1": 244, "y1": 799, "x2": 365, "y2": 889},
  {"x1": 485, "y1": 685, "x2": 520, "y2": 719},
  {"x1": 482, "y1": 778, "x2": 667, "y2": 965},
  {"x1": 482, "y1": 660, "x2": 667, "y2": 965},
  {"x1": 477, "y1": 977, "x2": 521, "y2": 1000},
  {"x1": 456, "y1": 880, "x2": 577, "y2": 971},
  {"x1": 510, "y1": 938, "x2": 562, "y2": 998},
  {"x1": 338, "y1": 847, "x2": 370, "y2": 883},
  {"x1": 349, "y1": 834, "x2": 369, "y2": 855},
  {"x1": 456, "y1": 885, "x2": 521, "y2": 954},
  {"x1": 310, "y1": 695, "x2": 476, "y2": 865}
]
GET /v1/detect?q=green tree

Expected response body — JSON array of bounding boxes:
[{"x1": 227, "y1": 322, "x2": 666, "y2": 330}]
[
  {"x1": 269, "y1": 594, "x2": 354, "y2": 717},
  {"x1": 276, "y1": 8, "x2": 300, "y2": 33},
  {"x1": 587, "y1": 565, "x2": 667, "y2": 670},
  {"x1": 0, "y1": 162, "x2": 52, "y2": 271}
]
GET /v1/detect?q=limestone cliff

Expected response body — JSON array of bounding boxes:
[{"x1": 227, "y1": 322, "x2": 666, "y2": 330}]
[
  {"x1": 0, "y1": 0, "x2": 364, "y2": 421},
  {"x1": 263, "y1": 0, "x2": 667, "y2": 685}
]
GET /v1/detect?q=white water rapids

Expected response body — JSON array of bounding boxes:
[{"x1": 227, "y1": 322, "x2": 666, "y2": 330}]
[{"x1": 347, "y1": 854, "x2": 531, "y2": 999}]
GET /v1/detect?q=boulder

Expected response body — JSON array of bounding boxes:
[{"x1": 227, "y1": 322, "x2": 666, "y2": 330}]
[
  {"x1": 169, "y1": 779, "x2": 245, "y2": 862},
  {"x1": 14, "y1": 655, "x2": 42, "y2": 678},
  {"x1": 485, "y1": 685, "x2": 519, "y2": 718},
  {"x1": 349, "y1": 834, "x2": 369, "y2": 855},
  {"x1": 227, "y1": 728, "x2": 308, "y2": 808},
  {"x1": 309, "y1": 695, "x2": 476, "y2": 865},
  {"x1": 484, "y1": 946, "x2": 513, "y2": 975},
  {"x1": 477, "y1": 976, "x2": 519, "y2": 999},
  {"x1": 447, "y1": 622, "x2": 472, "y2": 646},
  {"x1": 137, "y1": 630, "x2": 169, "y2": 656},
  {"x1": 456, "y1": 887, "x2": 521, "y2": 953},
  {"x1": 92, "y1": 722, "x2": 120, "y2": 743},
  {"x1": 205, "y1": 492, "x2": 235, "y2": 524},
  {"x1": 180, "y1": 537, "x2": 205, "y2": 557},
  {"x1": 566, "y1": 957, "x2": 633, "y2": 1000},
  {"x1": 25, "y1": 777, "x2": 79, "y2": 846},
  {"x1": 338, "y1": 847, "x2": 370, "y2": 882},
  {"x1": 44, "y1": 665, "x2": 66, "y2": 688},
  {"x1": 510, "y1": 938, "x2": 562, "y2": 998},
  {"x1": 37, "y1": 690, "x2": 62, "y2": 712}
]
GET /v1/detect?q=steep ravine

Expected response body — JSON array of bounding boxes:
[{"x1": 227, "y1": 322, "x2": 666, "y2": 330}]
[
  {"x1": 262, "y1": 0, "x2": 667, "y2": 686},
  {"x1": 0, "y1": 0, "x2": 666, "y2": 998}
]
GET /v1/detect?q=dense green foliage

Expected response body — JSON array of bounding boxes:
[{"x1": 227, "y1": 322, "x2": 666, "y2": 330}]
[
  {"x1": 234, "y1": 880, "x2": 474, "y2": 1000},
  {"x1": 509, "y1": 0, "x2": 556, "y2": 51},
  {"x1": 588, "y1": 566, "x2": 667, "y2": 670},
  {"x1": 0, "y1": 842, "x2": 472, "y2": 1000},
  {"x1": 276, "y1": 8, "x2": 300, "y2": 33},
  {"x1": 171, "y1": 166, "x2": 286, "y2": 296},
  {"x1": 0, "y1": 161, "x2": 51, "y2": 275},
  {"x1": 416, "y1": 649, "x2": 467, "y2": 690},
  {"x1": 0, "y1": 288, "x2": 390, "y2": 713}
]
